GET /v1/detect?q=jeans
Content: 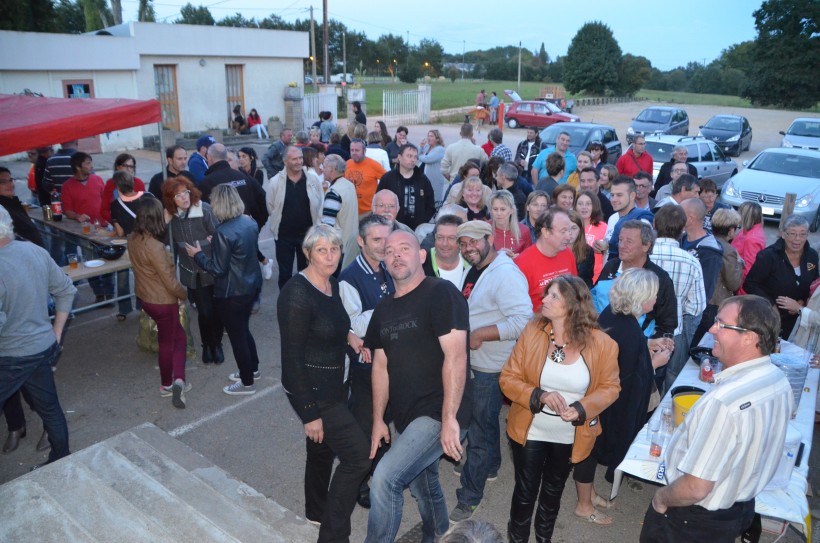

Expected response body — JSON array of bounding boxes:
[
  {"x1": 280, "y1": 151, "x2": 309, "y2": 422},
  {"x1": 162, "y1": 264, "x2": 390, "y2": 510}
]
[
  {"x1": 664, "y1": 313, "x2": 700, "y2": 392},
  {"x1": 140, "y1": 300, "x2": 186, "y2": 386},
  {"x1": 508, "y1": 438, "x2": 573, "y2": 543},
  {"x1": 0, "y1": 342, "x2": 69, "y2": 462},
  {"x1": 253, "y1": 123, "x2": 269, "y2": 139},
  {"x1": 640, "y1": 499, "x2": 755, "y2": 543},
  {"x1": 216, "y1": 291, "x2": 260, "y2": 385},
  {"x1": 275, "y1": 236, "x2": 308, "y2": 290},
  {"x1": 456, "y1": 370, "x2": 502, "y2": 507},
  {"x1": 304, "y1": 401, "x2": 371, "y2": 543},
  {"x1": 366, "y1": 416, "x2": 467, "y2": 543},
  {"x1": 187, "y1": 284, "x2": 224, "y2": 348},
  {"x1": 116, "y1": 268, "x2": 133, "y2": 315}
]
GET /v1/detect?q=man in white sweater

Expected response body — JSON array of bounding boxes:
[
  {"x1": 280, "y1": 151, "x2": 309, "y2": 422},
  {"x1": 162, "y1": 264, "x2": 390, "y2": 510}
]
[
  {"x1": 440, "y1": 123, "x2": 488, "y2": 180},
  {"x1": 450, "y1": 220, "x2": 532, "y2": 522}
]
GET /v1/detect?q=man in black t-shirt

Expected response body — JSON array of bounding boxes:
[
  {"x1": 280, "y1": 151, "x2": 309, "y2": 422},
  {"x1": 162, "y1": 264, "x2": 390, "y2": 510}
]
[{"x1": 364, "y1": 230, "x2": 471, "y2": 543}]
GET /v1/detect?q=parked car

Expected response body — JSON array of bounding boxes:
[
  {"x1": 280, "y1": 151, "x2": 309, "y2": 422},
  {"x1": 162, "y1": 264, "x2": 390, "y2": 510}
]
[
  {"x1": 642, "y1": 135, "x2": 738, "y2": 189},
  {"x1": 330, "y1": 73, "x2": 355, "y2": 84},
  {"x1": 780, "y1": 118, "x2": 820, "y2": 151},
  {"x1": 504, "y1": 100, "x2": 579, "y2": 129},
  {"x1": 627, "y1": 106, "x2": 689, "y2": 144},
  {"x1": 720, "y1": 148, "x2": 820, "y2": 231},
  {"x1": 697, "y1": 114, "x2": 752, "y2": 157},
  {"x1": 539, "y1": 122, "x2": 622, "y2": 163}
]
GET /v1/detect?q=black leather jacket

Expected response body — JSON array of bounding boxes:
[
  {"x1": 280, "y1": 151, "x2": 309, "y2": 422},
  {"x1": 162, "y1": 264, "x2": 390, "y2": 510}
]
[{"x1": 193, "y1": 215, "x2": 262, "y2": 298}]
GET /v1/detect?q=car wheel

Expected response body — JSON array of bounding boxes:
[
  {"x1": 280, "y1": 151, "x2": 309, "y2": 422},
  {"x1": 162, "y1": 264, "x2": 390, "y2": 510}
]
[{"x1": 507, "y1": 118, "x2": 518, "y2": 129}]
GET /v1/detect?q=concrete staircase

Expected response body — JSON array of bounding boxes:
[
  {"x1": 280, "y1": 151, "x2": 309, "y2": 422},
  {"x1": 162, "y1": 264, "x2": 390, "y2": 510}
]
[{"x1": 0, "y1": 423, "x2": 318, "y2": 542}]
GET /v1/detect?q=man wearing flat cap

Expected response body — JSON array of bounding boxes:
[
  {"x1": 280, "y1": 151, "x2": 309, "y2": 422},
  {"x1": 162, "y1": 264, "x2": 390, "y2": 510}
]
[{"x1": 450, "y1": 220, "x2": 532, "y2": 522}]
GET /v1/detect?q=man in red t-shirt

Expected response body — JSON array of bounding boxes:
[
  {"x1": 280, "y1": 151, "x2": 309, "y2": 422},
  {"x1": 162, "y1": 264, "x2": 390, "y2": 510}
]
[
  {"x1": 616, "y1": 134, "x2": 654, "y2": 178},
  {"x1": 514, "y1": 208, "x2": 577, "y2": 311},
  {"x1": 61, "y1": 152, "x2": 106, "y2": 225}
]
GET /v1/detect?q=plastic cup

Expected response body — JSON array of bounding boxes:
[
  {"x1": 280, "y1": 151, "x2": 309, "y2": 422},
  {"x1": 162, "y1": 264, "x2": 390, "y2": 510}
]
[
  {"x1": 650, "y1": 431, "x2": 663, "y2": 457},
  {"x1": 82, "y1": 222, "x2": 91, "y2": 234},
  {"x1": 67, "y1": 254, "x2": 78, "y2": 270}
]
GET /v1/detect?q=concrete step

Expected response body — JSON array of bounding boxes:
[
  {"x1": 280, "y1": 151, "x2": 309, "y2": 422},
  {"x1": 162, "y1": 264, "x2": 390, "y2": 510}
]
[{"x1": 0, "y1": 423, "x2": 318, "y2": 543}]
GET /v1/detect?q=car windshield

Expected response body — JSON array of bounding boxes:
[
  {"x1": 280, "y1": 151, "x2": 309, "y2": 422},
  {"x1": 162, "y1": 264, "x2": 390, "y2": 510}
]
[
  {"x1": 644, "y1": 142, "x2": 675, "y2": 162},
  {"x1": 787, "y1": 120, "x2": 820, "y2": 137},
  {"x1": 539, "y1": 125, "x2": 592, "y2": 152},
  {"x1": 750, "y1": 152, "x2": 820, "y2": 179},
  {"x1": 544, "y1": 101, "x2": 562, "y2": 113},
  {"x1": 636, "y1": 109, "x2": 671, "y2": 124},
  {"x1": 706, "y1": 117, "x2": 740, "y2": 131}
]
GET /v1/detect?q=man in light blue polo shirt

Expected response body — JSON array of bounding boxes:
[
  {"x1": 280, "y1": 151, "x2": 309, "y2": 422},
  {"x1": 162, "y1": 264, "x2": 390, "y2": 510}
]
[{"x1": 530, "y1": 130, "x2": 577, "y2": 185}]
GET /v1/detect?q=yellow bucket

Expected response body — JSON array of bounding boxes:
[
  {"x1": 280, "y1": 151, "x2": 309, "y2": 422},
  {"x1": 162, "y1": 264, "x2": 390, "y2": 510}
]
[{"x1": 672, "y1": 388, "x2": 704, "y2": 426}]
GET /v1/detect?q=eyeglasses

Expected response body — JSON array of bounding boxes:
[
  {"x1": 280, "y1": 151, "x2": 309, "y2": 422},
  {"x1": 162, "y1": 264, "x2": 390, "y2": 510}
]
[
  {"x1": 121, "y1": 163, "x2": 136, "y2": 170},
  {"x1": 458, "y1": 237, "x2": 485, "y2": 249},
  {"x1": 174, "y1": 190, "x2": 191, "y2": 200},
  {"x1": 713, "y1": 317, "x2": 749, "y2": 333},
  {"x1": 635, "y1": 183, "x2": 652, "y2": 189},
  {"x1": 373, "y1": 203, "x2": 397, "y2": 210},
  {"x1": 784, "y1": 231, "x2": 809, "y2": 240}
]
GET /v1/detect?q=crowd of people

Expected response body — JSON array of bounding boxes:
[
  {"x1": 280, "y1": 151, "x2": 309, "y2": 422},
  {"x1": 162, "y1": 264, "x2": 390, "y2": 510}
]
[{"x1": 0, "y1": 117, "x2": 812, "y2": 543}]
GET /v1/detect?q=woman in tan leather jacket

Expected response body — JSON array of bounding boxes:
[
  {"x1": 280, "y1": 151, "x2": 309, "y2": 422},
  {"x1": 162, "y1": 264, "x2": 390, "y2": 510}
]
[
  {"x1": 500, "y1": 275, "x2": 620, "y2": 543},
  {"x1": 128, "y1": 198, "x2": 188, "y2": 409}
]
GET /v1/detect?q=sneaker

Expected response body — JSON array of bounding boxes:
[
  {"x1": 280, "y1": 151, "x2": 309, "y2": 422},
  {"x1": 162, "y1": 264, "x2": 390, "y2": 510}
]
[
  {"x1": 229, "y1": 370, "x2": 260, "y2": 382},
  {"x1": 223, "y1": 381, "x2": 256, "y2": 395},
  {"x1": 160, "y1": 381, "x2": 192, "y2": 397},
  {"x1": 251, "y1": 297, "x2": 261, "y2": 315},
  {"x1": 487, "y1": 471, "x2": 498, "y2": 481},
  {"x1": 449, "y1": 502, "x2": 476, "y2": 523},
  {"x1": 262, "y1": 259, "x2": 274, "y2": 280},
  {"x1": 453, "y1": 462, "x2": 462, "y2": 476},
  {"x1": 172, "y1": 379, "x2": 187, "y2": 409}
]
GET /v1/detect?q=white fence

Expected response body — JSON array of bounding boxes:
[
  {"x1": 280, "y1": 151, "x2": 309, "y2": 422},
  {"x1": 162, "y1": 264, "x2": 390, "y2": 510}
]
[
  {"x1": 383, "y1": 85, "x2": 431, "y2": 127},
  {"x1": 303, "y1": 92, "x2": 338, "y2": 129}
]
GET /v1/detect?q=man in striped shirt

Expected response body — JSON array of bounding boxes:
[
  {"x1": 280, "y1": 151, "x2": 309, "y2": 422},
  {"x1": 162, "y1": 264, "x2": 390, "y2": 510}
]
[
  {"x1": 650, "y1": 205, "x2": 706, "y2": 392},
  {"x1": 641, "y1": 295, "x2": 792, "y2": 542},
  {"x1": 320, "y1": 154, "x2": 359, "y2": 270}
]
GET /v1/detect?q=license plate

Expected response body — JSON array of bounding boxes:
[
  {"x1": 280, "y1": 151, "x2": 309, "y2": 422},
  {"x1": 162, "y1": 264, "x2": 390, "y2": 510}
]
[{"x1": 762, "y1": 207, "x2": 775, "y2": 216}]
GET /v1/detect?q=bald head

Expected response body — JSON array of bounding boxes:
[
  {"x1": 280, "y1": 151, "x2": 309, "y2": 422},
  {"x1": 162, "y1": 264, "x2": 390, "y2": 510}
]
[
  {"x1": 385, "y1": 229, "x2": 426, "y2": 287},
  {"x1": 372, "y1": 189, "x2": 400, "y2": 222},
  {"x1": 206, "y1": 143, "x2": 228, "y2": 165},
  {"x1": 682, "y1": 197, "x2": 706, "y2": 222}
]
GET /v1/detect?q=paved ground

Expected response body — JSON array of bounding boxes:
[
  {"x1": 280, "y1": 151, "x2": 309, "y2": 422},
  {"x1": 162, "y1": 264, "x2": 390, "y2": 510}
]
[{"x1": 1, "y1": 101, "x2": 818, "y2": 542}]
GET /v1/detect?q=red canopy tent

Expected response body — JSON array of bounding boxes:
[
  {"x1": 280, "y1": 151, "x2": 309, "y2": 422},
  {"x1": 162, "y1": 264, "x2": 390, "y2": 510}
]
[{"x1": 0, "y1": 94, "x2": 162, "y2": 156}]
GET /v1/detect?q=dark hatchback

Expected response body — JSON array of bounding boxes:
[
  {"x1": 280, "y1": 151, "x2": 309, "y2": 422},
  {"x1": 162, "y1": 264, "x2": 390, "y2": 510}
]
[
  {"x1": 539, "y1": 122, "x2": 622, "y2": 163},
  {"x1": 698, "y1": 115, "x2": 752, "y2": 157}
]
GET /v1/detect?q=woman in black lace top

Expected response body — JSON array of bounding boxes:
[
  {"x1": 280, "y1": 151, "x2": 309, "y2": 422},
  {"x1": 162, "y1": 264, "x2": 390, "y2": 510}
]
[{"x1": 278, "y1": 224, "x2": 370, "y2": 541}]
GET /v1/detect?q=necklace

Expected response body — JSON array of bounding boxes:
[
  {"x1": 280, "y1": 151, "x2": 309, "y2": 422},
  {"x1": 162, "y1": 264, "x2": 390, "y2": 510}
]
[{"x1": 549, "y1": 329, "x2": 566, "y2": 364}]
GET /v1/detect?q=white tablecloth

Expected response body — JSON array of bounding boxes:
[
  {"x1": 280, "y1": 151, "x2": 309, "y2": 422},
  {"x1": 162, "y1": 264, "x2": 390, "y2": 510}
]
[{"x1": 612, "y1": 338, "x2": 817, "y2": 534}]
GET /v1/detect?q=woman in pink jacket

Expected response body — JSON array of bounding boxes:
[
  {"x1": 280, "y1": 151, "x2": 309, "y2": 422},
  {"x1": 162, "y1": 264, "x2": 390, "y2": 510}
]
[{"x1": 731, "y1": 202, "x2": 765, "y2": 294}]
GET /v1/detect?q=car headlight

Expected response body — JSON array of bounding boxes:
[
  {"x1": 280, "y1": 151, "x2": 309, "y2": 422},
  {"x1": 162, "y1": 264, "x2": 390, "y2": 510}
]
[
  {"x1": 782, "y1": 139, "x2": 794, "y2": 148},
  {"x1": 570, "y1": 118, "x2": 578, "y2": 122},
  {"x1": 723, "y1": 180, "x2": 739, "y2": 198},
  {"x1": 697, "y1": 131, "x2": 703, "y2": 137},
  {"x1": 796, "y1": 194, "x2": 814, "y2": 209},
  {"x1": 627, "y1": 127, "x2": 634, "y2": 135},
  {"x1": 727, "y1": 135, "x2": 739, "y2": 142}
]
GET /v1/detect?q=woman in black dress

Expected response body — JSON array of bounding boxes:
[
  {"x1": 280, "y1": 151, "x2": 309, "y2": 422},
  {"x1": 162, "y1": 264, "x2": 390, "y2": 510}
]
[{"x1": 278, "y1": 224, "x2": 370, "y2": 541}]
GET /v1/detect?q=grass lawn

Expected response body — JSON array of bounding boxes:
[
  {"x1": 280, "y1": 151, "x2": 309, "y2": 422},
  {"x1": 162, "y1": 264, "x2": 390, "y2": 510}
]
[{"x1": 311, "y1": 80, "x2": 819, "y2": 117}]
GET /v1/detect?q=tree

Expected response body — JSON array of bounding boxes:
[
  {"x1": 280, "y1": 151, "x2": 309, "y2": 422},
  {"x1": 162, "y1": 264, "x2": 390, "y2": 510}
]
[
  {"x1": 137, "y1": 0, "x2": 155, "y2": 22},
  {"x1": 217, "y1": 13, "x2": 257, "y2": 27},
  {"x1": 745, "y1": 0, "x2": 819, "y2": 109},
  {"x1": 175, "y1": 3, "x2": 214, "y2": 25},
  {"x1": 55, "y1": 0, "x2": 86, "y2": 33},
  {"x1": 81, "y1": 0, "x2": 112, "y2": 31},
  {"x1": 617, "y1": 54, "x2": 651, "y2": 95},
  {"x1": 563, "y1": 22, "x2": 622, "y2": 95},
  {"x1": 0, "y1": 0, "x2": 57, "y2": 32},
  {"x1": 538, "y1": 43, "x2": 549, "y2": 65},
  {"x1": 399, "y1": 54, "x2": 421, "y2": 83},
  {"x1": 416, "y1": 38, "x2": 444, "y2": 75},
  {"x1": 110, "y1": 0, "x2": 122, "y2": 25}
]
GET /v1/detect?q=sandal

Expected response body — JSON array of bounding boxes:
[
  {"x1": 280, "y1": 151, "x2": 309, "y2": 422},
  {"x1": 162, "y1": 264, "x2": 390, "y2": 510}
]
[
  {"x1": 593, "y1": 495, "x2": 614, "y2": 509},
  {"x1": 575, "y1": 509, "x2": 613, "y2": 525}
]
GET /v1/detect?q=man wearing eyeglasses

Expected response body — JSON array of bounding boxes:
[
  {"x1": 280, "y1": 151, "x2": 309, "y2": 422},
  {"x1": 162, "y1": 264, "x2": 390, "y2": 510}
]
[
  {"x1": 616, "y1": 134, "x2": 653, "y2": 178},
  {"x1": 642, "y1": 295, "x2": 792, "y2": 543},
  {"x1": 450, "y1": 220, "x2": 530, "y2": 523},
  {"x1": 422, "y1": 214, "x2": 469, "y2": 289},
  {"x1": 371, "y1": 190, "x2": 414, "y2": 235},
  {"x1": 346, "y1": 139, "x2": 386, "y2": 216},
  {"x1": 655, "y1": 162, "x2": 692, "y2": 203},
  {"x1": 633, "y1": 171, "x2": 656, "y2": 211},
  {"x1": 653, "y1": 145, "x2": 698, "y2": 196}
]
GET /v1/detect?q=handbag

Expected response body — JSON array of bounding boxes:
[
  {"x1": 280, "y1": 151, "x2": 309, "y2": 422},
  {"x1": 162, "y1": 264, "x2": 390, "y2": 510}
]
[{"x1": 136, "y1": 303, "x2": 197, "y2": 360}]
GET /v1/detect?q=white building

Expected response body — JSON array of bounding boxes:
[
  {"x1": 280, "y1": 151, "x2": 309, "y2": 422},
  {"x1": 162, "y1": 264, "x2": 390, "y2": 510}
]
[{"x1": 0, "y1": 22, "x2": 308, "y2": 152}]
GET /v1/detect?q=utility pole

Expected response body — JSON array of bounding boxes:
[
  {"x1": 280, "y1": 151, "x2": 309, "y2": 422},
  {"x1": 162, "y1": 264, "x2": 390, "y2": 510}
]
[
  {"x1": 309, "y1": 6, "x2": 318, "y2": 90},
  {"x1": 342, "y1": 31, "x2": 347, "y2": 85},
  {"x1": 517, "y1": 41, "x2": 522, "y2": 91},
  {"x1": 322, "y1": 0, "x2": 329, "y2": 84},
  {"x1": 406, "y1": 30, "x2": 409, "y2": 46},
  {"x1": 462, "y1": 40, "x2": 465, "y2": 80}
]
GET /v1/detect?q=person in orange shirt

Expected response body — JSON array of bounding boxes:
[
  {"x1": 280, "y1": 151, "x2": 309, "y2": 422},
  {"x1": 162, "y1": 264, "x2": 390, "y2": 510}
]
[{"x1": 345, "y1": 139, "x2": 386, "y2": 216}]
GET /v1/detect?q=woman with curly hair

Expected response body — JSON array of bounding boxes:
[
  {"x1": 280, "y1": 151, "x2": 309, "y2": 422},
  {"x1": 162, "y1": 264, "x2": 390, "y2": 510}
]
[{"x1": 500, "y1": 275, "x2": 620, "y2": 543}]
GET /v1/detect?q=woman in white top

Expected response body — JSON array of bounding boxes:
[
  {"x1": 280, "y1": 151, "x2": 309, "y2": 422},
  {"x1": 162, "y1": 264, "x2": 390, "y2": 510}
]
[{"x1": 418, "y1": 129, "x2": 447, "y2": 207}]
